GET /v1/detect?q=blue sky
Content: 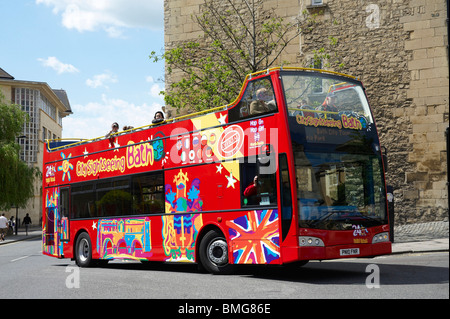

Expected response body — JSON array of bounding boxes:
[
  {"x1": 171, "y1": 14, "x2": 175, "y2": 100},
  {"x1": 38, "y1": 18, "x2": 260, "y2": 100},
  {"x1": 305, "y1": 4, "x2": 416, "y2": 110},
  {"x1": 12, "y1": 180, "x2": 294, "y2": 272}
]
[{"x1": 0, "y1": 0, "x2": 165, "y2": 139}]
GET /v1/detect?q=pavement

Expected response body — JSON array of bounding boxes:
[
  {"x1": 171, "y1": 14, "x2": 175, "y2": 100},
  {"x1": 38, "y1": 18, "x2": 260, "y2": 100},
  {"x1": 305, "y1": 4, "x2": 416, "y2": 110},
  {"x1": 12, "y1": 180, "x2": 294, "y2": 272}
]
[
  {"x1": 1, "y1": 222, "x2": 448, "y2": 255},
  {"x1": 391, "y1": 221, "x2": 449, "y2": 254}
]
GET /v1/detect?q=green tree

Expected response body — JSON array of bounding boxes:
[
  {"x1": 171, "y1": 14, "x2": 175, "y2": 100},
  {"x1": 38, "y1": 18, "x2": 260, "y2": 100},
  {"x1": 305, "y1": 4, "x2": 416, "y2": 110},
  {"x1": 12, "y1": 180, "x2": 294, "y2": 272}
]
[
  {"x1": 0, "y1": 92, "x2": 41, "y2": 210},
  {"x1": 151, "y1": 0, "x2": 306, "y2": 113}
]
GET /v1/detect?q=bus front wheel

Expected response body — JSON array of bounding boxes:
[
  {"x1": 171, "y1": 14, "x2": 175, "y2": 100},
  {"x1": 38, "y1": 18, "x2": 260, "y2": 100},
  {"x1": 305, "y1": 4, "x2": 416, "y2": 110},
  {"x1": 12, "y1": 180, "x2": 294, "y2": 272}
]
[
  {"x1": 75, "y1": 232, "x2": 93, "y2": 267},
  {"x1": 199, "y1": 229, "x2": 234, "y2": 275}
]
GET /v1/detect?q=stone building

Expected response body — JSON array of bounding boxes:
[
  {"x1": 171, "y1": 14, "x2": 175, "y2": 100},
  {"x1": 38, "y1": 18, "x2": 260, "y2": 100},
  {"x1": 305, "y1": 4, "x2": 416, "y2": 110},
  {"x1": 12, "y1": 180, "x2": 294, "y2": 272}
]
[
  {"x1": 164, "y1": 0, "x2": 448, "y2": 224},
  {"x1": 0, "y1": 67, "x2": 72, "y2": 226}
]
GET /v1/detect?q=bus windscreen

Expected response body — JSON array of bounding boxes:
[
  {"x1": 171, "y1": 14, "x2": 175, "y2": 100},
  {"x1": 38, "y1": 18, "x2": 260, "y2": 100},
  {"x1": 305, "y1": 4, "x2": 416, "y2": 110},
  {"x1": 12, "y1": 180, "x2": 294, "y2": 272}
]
[
  {"x1": 294, "y1": 149, "x2": 387, "y2": 230},
  {"x1": 281, "y1": 72, "x2": 387, "y2": 231}
]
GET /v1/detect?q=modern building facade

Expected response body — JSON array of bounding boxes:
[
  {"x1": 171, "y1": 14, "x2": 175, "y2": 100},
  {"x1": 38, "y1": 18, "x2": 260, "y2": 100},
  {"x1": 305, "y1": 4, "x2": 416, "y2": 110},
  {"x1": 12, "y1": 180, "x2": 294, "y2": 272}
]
[
  {"x1": 0, "y1": 67, "x2": 72, "y2": 225},
  {"x1": 163, "y1": 0, "x2": 449, "y2": 224}
]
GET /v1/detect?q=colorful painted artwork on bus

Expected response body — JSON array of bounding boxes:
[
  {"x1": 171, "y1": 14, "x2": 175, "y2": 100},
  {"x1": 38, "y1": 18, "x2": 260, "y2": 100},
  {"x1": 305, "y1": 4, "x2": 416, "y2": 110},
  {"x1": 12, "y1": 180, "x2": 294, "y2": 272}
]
[
  {"x1": 96, "y1": 218, "x2": 152, "y2": 260},
  {"x1": 43, "y1": 188, "x2": 65, "y2": 257},
  {"x1": 165, "y1": 169, "x2": 203, "y2": 214},
  {"x1": 163, "y1": 169, "x2": 204, "y2": 261},
  {"x1": 227, "y1": 209, "x2": 280, "y2": 264},
  {"x1": 161, "y1": 213, "x2": 203, "y2": 262},
  {"x1": 57, "y1": 152, "x2": 73, "y2": 181}
]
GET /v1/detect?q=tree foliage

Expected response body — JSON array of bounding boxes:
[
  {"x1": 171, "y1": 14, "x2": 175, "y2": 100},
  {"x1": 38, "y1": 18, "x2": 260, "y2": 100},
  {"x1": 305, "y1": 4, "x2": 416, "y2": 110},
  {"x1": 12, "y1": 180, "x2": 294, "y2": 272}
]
[
  {"x1": 151, "y1": 0, "x2": 306, "y2": 113},
  {"x1": 0, "y1": 92, "x2": 41, "y2": 210}
]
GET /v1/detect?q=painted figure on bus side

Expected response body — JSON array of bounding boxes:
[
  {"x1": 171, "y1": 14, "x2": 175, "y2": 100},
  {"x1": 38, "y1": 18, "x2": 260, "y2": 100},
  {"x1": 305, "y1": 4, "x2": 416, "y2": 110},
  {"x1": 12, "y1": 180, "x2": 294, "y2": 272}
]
[
  {"x1": 43, "y1": 188, "x2": 65, "y2": 257},
  {"x1": 162, "y1": 169, "x2": 203, "y2": 261}
]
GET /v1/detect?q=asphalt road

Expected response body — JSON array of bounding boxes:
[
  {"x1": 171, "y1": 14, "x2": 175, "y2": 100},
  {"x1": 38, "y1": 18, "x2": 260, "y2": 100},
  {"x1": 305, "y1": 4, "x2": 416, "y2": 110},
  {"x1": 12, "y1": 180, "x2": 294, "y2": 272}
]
[{"x1": 1, "y1": 237, "x2": 448, "y2": 302}]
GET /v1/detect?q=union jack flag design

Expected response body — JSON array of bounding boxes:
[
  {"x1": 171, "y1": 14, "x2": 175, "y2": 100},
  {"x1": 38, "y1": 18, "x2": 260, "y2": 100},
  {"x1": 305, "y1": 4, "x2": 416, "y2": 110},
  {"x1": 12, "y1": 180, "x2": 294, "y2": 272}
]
[{"x1": 227, "y1": 210, "x2": 280, "y2": 264}]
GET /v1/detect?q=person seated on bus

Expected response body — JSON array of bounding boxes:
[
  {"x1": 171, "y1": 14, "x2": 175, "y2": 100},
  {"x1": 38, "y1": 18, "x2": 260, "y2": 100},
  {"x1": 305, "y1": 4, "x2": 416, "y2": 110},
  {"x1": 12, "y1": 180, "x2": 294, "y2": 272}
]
[
  {"x1": 244, "y1": 175, "x2": 260, "y2": 204},
  {"x1": 105, "y1": 122, "x2": 119, "y2": 139},
  {"x1": 243, "y1": 175, "x2": 274, "y2": 205},
  {"x1": 316, "y1": 93, "x2": 339, "y2": 119},
  {"x1": 292, "y1": 99, "x2": 315, "y2": 118},
  {"x1": 123, "y1": 125, "x2": 134, "y2": 131},
  {"x1": 240, "y1": 105, "x2": 249, "y2": 117},
  {"x1": 152, "y1": 111, "x2": 165, "y2": 124},
  {"x1": 249, "y1": 88, "x2": 276, "y2": 115}
]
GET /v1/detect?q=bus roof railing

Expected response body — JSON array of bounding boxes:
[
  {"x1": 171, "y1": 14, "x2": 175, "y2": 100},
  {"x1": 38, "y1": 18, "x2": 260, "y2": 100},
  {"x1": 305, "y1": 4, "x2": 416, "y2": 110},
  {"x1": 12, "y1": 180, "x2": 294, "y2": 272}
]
[{"x1": 47, "y1": 67, "x2": 358, "y2": 152}]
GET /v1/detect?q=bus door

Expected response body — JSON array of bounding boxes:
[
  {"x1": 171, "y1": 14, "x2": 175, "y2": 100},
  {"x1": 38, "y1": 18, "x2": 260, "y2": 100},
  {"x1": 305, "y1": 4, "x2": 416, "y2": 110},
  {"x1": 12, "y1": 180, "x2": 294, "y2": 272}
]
[
  {"x1": 279, "y1": 154, "x2": 293, "y2": 241},
  {"x1": 43, "y1": 187, "x2": 69, "y2": 258}
]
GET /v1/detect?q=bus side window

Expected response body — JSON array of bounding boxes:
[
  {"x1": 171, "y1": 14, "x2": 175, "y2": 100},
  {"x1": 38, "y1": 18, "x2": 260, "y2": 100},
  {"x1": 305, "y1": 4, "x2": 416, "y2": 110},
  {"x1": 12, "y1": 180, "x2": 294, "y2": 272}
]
[
  {"x1": 60, "y1": 188, "x2": 69, "y2": 219},
  {"x1": 229, "y1": 77, "x2": 277, "y2": 122},
  {"x1": 132, "y1": 172, "x2": 164, "y2": 215},
  {"x1": 241, "y1": 156, "x2": 277, "y2": 207}
]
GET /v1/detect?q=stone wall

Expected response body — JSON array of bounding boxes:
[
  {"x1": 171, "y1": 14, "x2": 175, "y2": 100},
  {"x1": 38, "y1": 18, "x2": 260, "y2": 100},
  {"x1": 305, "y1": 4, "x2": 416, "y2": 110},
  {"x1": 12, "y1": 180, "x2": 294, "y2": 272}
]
[{"x1": 164, "y1": 0, "x2": 449, "y2": 224}]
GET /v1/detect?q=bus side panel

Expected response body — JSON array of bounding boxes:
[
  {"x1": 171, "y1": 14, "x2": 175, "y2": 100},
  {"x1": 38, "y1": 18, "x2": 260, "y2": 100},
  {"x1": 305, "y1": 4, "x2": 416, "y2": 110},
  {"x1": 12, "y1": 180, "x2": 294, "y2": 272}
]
[{"x1": 65, "y1": 209, "x2": 284, "y2": 265}]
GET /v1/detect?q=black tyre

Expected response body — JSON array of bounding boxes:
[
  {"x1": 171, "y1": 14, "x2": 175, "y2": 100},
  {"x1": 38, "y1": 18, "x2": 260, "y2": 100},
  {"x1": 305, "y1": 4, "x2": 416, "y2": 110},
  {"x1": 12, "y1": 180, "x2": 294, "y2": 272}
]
[
  {"x1": 75, "y1": 232, "x2": 93, "y2": 267},
  {"x1": 199, "y1": 229, "x2": 235, "y2": 275}
]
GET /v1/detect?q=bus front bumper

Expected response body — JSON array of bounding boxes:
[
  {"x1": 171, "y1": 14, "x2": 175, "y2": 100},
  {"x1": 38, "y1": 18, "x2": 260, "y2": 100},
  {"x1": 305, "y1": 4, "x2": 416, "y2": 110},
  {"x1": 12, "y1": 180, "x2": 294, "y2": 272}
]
[{"x1": 298, "y1": 242, "x2": 392, "y2": 261}]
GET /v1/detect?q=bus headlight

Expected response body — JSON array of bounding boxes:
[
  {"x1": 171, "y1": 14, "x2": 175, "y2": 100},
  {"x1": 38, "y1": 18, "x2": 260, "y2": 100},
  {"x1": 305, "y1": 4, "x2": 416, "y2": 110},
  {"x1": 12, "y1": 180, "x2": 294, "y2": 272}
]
[
  {"x1": 299, "y1": 236, "x2": 324, "y2": 247},
  {"x1": 372, "y1": 232, "x2": 389, "y2": 243}
]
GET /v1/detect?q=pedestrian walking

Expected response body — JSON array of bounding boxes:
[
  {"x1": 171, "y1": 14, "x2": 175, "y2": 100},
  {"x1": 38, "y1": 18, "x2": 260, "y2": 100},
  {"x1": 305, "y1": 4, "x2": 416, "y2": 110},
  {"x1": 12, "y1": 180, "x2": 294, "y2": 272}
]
[
  {"x1": 0, "y1": 214, "x2": 8, "y2": 241},
  {"x1": 22, "y1": 213, "x2": 32, "y2": 236},
  {"x1": 8, "y1": 216, "x2": 15, "y2": 236}
]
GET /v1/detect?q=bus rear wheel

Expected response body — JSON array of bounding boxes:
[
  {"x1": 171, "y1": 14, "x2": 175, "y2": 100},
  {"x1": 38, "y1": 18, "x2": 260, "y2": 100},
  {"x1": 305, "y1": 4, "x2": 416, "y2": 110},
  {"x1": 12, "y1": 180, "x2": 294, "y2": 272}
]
[
  {"x1": 199, "y1": 229, "x2": 234, "y2": 275},
  {"x1": 75, "y1": 232, "x2": 93, "y2": 267}
]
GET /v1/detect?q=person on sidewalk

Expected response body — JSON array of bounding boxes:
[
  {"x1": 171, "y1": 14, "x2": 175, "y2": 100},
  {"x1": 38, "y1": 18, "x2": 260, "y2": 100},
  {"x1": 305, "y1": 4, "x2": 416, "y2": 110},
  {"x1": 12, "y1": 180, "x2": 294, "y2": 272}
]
[
  {"x1": 0, "y1": 214, "x2": 8, "y2": 241},
  {"x1": 8, "y1": 216, "x2": 15, "y2": 236},
  {"x1": 22, "y1": 213, "x2": 32, "y2": 236}
]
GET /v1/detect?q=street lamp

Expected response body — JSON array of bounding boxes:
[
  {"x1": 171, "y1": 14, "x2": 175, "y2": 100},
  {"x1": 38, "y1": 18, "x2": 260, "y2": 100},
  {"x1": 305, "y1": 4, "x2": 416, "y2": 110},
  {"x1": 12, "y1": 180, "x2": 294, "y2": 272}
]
[{"x1": 15, "y1": 135, "x2": 27, "y2": 235}]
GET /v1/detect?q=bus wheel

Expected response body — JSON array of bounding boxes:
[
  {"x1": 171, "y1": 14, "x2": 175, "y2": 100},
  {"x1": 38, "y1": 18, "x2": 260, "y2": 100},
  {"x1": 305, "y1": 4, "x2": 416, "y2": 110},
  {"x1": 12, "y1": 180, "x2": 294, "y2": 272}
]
[
  {"x1": 75, "y1": 233, "x2": 93, "y2": 267},
  {"x1": 199, "y1": 229, "x2": 234, "y2": 275}
]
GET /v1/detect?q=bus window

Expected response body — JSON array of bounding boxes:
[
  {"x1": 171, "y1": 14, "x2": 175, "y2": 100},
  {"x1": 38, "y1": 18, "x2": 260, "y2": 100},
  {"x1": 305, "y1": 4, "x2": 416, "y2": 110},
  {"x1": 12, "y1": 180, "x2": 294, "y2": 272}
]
[
  {"x1": 229, "y1": 77, "x2": 277, "y2": 122},
  {"x1": 132, "y1": 172, "x2": 164, "y2": 215},
  {"x1": 96, "y1": 178, "x2": 132, "y2": 217},
  {"x1": 71, "y1": 183, "x2": 95, "y2": 219},
  {"x1": 59, "y1": 188, "x2": 69, "y2": 219},
  {"x1": 241, "y1": 156, "x2": 277, "y2": 207},
  {"x1": 282, "y1": 73, "x2": 374, "y2": 124}
]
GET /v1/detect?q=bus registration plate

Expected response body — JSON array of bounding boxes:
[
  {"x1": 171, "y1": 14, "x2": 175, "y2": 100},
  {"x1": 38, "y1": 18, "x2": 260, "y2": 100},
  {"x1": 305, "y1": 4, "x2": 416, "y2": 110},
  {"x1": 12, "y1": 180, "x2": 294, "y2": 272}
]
[{"x1": 340, "y1": 248, "x2": 360, "y2": 256}]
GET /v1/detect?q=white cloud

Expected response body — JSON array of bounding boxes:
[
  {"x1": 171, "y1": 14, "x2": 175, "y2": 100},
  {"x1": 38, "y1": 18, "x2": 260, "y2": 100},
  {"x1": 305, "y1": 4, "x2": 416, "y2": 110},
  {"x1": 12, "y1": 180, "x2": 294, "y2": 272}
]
[
  {"x1": 146, "y1": 75, "x2": 164, "y2": 99},
  {"x1": 86, "y1": 72, "x2": 118, "y2": 89},
  {"x1": 36, "y1": 0, "x2": 164, "y2": 37},
  {"x1": 150, "y1": 83, "x2": 163, "y2": 98},
  {"x1": 38, "y1": 56, "x2": 79, "y2": 74},
  {"x1": 62, "y1": 94, "x2": 162, "y2": 139}
]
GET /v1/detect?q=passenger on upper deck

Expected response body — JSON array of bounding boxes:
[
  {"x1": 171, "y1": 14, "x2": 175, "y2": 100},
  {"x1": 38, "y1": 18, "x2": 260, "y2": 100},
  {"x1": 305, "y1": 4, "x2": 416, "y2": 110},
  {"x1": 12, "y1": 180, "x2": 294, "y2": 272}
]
[
  {"x1": 105, "y1": 122, "x2": 119, "y2": 138},
  {"x1": 249, "y1": 88, "x2": 276, "y2": 115},
  {"x1": 152, "y1": 111, "x2": 165, "y2": 124},
  {"x1": 105, "y1": 122, "x2": 119, "y2": 148},
  {"x1": 316, "y1": 93, "x2": 339, "y2": 119}
]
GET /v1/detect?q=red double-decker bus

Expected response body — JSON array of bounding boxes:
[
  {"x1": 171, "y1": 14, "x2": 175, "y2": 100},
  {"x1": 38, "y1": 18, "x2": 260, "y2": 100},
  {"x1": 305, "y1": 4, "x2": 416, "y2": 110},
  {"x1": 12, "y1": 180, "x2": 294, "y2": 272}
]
[{"x1": 42, "y1": 67, "x2": 391, "y2": 274}]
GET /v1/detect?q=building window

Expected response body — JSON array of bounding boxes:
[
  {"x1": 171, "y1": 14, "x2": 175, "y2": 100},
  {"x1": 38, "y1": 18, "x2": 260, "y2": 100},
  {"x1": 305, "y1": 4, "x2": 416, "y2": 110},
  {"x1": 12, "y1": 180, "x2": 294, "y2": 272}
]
[
  {"x1": 14, "y1": 88, "x2": 39, "y2": 163},
  {"x1": 40, "y1": 94, "x2": 57, "y2": 121}
]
